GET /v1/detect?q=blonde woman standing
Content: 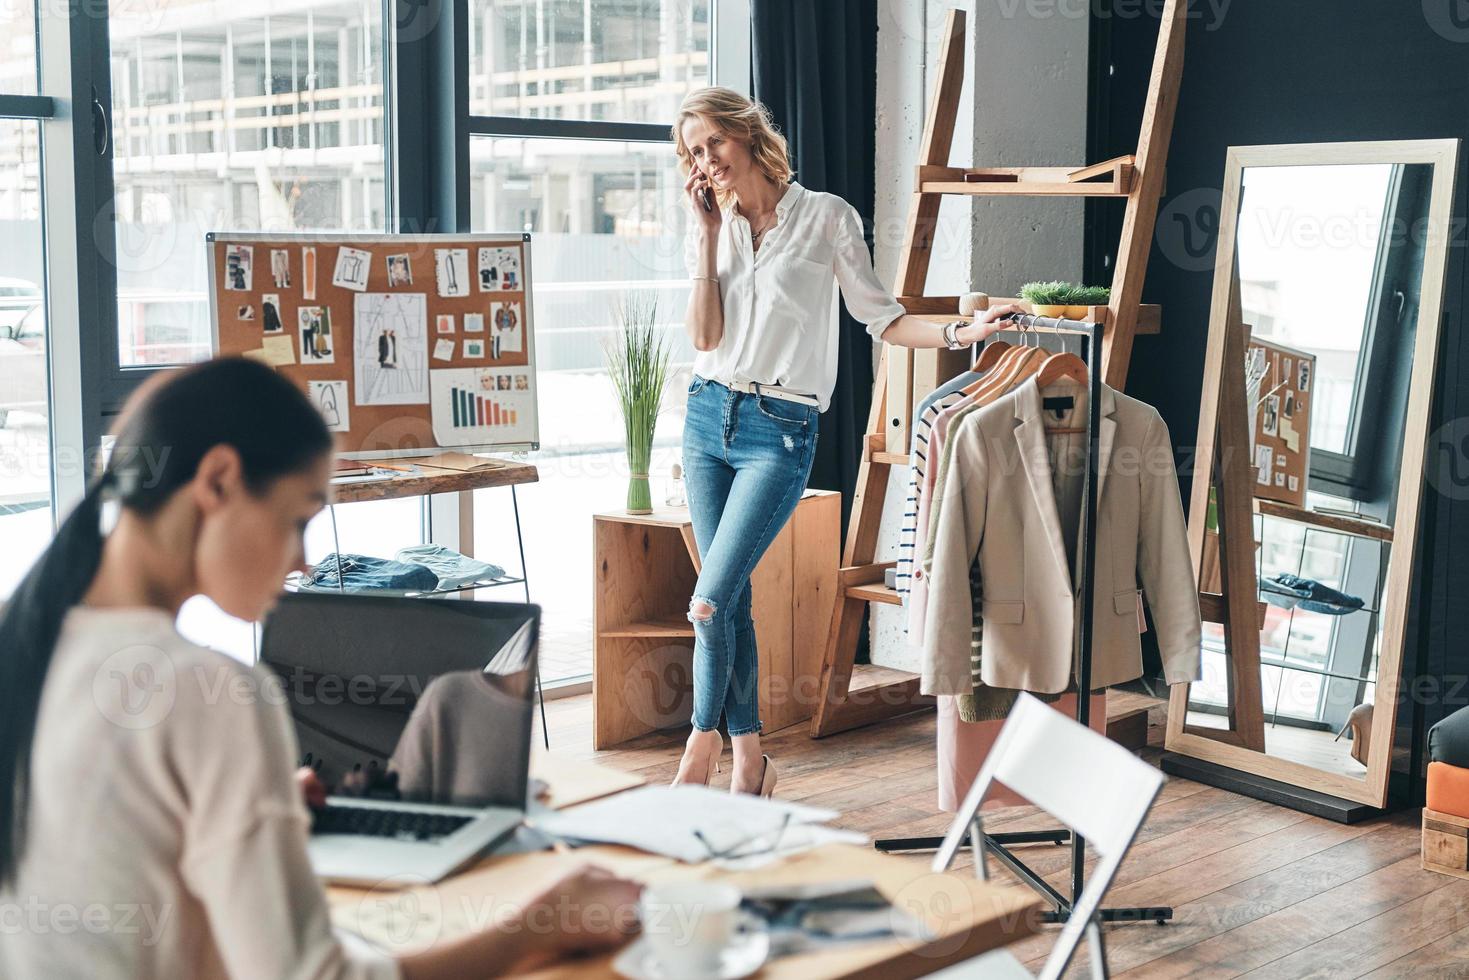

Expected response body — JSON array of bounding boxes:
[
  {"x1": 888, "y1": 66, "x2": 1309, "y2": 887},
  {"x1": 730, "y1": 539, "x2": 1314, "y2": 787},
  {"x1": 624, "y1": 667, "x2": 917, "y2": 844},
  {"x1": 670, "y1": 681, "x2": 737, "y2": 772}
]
[{"x1": 673, "y1": 86, "x2": 1020, "y2": 795}]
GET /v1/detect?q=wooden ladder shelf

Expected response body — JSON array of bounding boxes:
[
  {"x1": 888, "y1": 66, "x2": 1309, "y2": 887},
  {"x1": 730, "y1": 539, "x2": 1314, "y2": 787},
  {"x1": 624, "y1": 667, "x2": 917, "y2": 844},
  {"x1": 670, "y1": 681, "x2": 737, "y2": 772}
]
[{"x1": 810, "y1": 2, "x2": 1187, "y2": 738}]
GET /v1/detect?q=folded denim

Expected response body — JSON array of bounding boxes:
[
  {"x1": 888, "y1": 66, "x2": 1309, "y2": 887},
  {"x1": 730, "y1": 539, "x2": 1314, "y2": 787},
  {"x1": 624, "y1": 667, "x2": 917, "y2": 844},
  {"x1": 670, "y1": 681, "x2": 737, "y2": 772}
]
[
  {"x1": 394, "y1": 544, "x2": 507, "y2": 589},
  {"x1": 300, "y1": 552, "x2": 440, "y2": 594},
  {"x1": 1261, "y1": 573, "x2": 1364, "y2": 616}
]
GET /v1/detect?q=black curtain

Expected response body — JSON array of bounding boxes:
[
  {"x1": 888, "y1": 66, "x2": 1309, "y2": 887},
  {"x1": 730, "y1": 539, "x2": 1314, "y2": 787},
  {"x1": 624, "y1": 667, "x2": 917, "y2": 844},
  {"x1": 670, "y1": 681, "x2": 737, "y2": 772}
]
[
  {"x1": 751, "y1": 0, "x2": 880, "y2": 537},
  {"x1": 1091, "y1": 0, "x2": 1469, "y2": 804}
]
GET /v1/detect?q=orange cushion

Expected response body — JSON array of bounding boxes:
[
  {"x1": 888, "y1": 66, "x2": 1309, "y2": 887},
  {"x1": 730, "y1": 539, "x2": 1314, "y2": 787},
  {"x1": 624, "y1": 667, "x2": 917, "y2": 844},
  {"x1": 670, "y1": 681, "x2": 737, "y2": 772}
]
[{"x1": 1427, "y1": 761, "x2": 1469, "y2": 820}]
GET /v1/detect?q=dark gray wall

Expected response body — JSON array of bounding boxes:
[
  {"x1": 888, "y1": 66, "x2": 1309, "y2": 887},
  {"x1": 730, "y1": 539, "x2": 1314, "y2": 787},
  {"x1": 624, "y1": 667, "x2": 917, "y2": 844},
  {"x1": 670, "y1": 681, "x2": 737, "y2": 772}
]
[{"x1": 1088, "y1": 0, "x2": 1469, "y2": 801}]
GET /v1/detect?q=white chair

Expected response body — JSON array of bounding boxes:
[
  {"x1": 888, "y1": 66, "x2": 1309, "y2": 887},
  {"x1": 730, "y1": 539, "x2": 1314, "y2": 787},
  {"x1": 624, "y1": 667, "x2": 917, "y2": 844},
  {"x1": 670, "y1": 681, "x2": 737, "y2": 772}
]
[{"x1": 926, "y1": 693, "x2": 1164, "y2": 979}]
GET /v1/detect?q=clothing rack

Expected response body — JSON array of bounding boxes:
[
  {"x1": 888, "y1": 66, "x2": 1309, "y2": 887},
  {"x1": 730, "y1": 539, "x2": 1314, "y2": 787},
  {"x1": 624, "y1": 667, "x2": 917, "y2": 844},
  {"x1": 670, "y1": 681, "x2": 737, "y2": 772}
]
[{"x1": 876, "y1": 313, "x2": 1173, "y2": 927}]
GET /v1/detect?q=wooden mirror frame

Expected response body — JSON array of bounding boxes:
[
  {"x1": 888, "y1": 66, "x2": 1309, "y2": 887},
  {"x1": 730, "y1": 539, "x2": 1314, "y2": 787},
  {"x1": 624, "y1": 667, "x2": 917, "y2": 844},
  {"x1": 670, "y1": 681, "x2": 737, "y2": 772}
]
[{"x1": 1165, "y1": 139, "x2": 1460, "y2": 807}]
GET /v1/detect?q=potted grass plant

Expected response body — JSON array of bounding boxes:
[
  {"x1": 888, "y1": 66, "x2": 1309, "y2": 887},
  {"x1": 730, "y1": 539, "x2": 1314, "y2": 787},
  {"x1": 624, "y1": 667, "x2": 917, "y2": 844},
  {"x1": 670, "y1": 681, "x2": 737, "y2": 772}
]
[
  {"x1": 1067, "y1": 284, "x2": 1111, "y2": 320},
  {"x1": 1020, "y1": 280, "x2": 1073, "y2": 319},
  {"x1": 606, "y1": 292, "x2": 672, "y2": 515}
]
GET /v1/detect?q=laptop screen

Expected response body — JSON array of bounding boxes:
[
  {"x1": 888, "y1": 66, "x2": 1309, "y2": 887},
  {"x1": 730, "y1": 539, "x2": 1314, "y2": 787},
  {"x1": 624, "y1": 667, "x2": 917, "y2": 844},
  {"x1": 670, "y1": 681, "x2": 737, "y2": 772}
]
[{"x1": 259, "y1": 592, "x2": 539, "y2": 810}]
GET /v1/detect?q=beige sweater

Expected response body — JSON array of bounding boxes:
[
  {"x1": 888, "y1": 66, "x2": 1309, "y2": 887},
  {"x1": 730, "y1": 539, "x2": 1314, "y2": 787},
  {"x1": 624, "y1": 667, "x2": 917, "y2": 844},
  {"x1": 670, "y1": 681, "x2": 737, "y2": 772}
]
[{"x1": 1, "y1": 606, "x2": 398, "y2": 980}]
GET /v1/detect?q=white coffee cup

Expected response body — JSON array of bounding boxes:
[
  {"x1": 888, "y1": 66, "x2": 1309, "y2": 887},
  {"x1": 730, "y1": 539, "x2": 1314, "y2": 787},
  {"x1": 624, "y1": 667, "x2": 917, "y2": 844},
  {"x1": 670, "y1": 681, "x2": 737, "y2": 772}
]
[{"x1": 639, "y1": 882, "x2": 741, "y2": 976}]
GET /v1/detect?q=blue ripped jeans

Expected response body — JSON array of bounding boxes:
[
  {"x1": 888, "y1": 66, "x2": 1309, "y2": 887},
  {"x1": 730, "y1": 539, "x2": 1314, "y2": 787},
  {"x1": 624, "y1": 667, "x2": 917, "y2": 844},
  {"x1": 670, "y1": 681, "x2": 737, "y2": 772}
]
[{"x1": 682, "y1": 376, "x2": 819, "y2": 736}]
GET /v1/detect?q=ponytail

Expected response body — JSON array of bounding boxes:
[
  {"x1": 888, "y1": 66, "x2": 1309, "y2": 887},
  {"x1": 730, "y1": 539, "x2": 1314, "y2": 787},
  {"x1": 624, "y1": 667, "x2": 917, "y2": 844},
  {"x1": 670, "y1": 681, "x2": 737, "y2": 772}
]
[
  {"x1": 0, "y1": 478, "x2": 110, "y2": 883},
  {"x1": 0, "y1": 357, "x2": 331, "y2": 885}
]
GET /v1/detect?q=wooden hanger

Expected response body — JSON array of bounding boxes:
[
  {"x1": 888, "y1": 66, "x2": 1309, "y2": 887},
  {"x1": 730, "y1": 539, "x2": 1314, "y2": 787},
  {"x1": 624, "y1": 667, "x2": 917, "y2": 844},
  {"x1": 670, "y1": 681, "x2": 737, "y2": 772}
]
[
  {"x1": 973, "y1": 338, "x2": 1011, "y2": 374},
  {"x1": 962, "y1": 316, "x2": 1032, "y2": 395},
  {"x1": 1037, "y1": 351, "x2": 1089, "y2": 434}
]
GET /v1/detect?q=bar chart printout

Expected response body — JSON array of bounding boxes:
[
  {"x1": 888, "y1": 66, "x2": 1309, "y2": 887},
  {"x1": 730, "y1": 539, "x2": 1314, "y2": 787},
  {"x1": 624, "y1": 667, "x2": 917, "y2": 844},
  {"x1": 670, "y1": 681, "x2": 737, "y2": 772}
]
[
  {"x1": 429, "y1": 366, "x2": 536, "y2": 448},
  {"x1": 450, "y1": 387, "x2": 519, "y2": 428}
]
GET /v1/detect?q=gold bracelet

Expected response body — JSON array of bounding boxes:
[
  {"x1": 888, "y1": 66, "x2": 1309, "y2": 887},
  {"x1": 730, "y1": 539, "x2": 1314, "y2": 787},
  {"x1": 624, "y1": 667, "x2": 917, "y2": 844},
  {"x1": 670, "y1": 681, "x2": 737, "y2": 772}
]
[{"x1": 691, "y1": 275, "x2": 718, "y2": 284}]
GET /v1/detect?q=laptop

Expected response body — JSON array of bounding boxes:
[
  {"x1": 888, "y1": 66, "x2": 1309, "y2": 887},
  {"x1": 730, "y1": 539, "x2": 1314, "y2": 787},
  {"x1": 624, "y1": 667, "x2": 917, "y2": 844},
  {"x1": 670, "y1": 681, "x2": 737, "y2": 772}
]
[{"x1": 260, "y1": 592, "x2": 539, "y2": 885}]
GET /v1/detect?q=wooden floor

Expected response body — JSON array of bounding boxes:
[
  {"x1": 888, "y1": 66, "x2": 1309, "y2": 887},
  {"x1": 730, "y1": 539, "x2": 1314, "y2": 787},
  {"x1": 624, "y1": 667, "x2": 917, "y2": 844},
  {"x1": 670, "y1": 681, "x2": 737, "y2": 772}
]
[{"x1": 536, "y1": 695, "x2": 1461, "y2": 979}]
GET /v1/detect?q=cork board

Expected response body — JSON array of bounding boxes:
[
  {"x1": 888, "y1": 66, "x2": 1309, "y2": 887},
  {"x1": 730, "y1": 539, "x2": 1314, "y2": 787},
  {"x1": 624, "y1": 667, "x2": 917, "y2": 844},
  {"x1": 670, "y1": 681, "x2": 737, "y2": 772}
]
[
  {"x1": 1248, "y1": 336, "x2": 1314, "y2": 507},
  {"x1": 208, "y1": 232, "x2": 539, "y2": 458}
]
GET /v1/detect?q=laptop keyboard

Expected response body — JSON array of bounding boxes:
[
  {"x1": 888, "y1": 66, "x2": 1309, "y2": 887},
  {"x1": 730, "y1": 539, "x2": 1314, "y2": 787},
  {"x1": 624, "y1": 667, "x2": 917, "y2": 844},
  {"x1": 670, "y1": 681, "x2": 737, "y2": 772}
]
[{"x1": 312, "y1": 804, "x2": 475, "y2": 842}]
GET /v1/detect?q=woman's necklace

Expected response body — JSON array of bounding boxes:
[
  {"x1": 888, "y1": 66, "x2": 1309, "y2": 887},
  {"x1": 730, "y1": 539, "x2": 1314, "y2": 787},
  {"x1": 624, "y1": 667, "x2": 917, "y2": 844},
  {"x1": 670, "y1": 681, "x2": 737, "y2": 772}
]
[{"x1": 748, "y1": 212, "x2": 777, "y2": 247}]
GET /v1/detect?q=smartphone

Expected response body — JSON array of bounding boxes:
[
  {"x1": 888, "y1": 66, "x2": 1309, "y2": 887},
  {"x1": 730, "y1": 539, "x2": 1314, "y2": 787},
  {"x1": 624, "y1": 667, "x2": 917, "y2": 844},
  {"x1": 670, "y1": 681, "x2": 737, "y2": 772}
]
[{"x1": 693, "y1": 166, "x2": 714, "y2": 212}]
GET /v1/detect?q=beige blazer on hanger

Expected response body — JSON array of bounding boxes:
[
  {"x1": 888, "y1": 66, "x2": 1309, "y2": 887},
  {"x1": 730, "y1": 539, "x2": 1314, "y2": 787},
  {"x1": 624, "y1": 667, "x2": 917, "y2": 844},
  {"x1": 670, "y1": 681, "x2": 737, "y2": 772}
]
[{"x1": 919, "y1": 377, "x2": 1202, "y2": 696}]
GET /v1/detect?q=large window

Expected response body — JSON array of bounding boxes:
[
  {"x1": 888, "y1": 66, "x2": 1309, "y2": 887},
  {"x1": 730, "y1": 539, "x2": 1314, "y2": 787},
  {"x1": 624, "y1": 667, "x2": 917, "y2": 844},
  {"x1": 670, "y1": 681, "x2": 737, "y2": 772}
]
[
  {"x1": 469, "y1": 0, "x2": 710, "y2": 123},
  {"x1": 467, "y1": 0, "x2": 735, "y2": 684},
  {"x1": 109, "y1": 0, "x2": 388, "y2": 367},
  {"x1": 0, "y1": 118, "x2": 49, "y2": 595},
  {"x1": 2, "y1": 0, "x2": 744, "y2": 681},
  {"x1": 0, "y1": 0, "x2": 37, "y2": 95}
]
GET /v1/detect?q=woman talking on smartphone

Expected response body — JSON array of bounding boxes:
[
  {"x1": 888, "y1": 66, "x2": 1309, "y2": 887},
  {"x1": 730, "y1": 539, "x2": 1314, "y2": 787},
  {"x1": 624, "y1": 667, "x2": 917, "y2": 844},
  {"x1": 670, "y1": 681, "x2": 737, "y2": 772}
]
[{"x1": 673, "y1": 87, "x2": 1021, "y2": 796}]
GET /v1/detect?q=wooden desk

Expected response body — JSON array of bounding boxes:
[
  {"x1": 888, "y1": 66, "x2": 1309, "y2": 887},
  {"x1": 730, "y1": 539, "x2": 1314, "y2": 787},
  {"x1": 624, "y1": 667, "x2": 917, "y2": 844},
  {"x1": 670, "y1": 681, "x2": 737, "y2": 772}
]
[
  {"x1": 331, "y1": 455, "x2": 539, "y2": 560},
  {"x1": 328, "y1": 757, "x2": 1043, "y2": 979}
]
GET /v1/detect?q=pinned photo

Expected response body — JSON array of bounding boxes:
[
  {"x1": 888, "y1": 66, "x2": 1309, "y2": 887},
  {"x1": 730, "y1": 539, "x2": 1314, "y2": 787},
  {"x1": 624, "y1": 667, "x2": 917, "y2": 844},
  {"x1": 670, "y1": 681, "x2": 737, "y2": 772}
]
[
  {"x1": 1283, "y1": 392, "x2": 1295, "y2": 419},
  {"x1": 1288, "y1": 475, "x2": 1299, "y2": 493},
  {"x1": 1261, "y1": 394, "x2": 1280, "y2": 437},
  {"x1": 436, "y1": 314, "x2": 456, "y2": 334},
  {"x1": 514, "y1": 374, "x2": 528, "y2": 391},
  {"x1": 299, "y1": 306, "x2": 334, "y2": 364},
  {"x1": 464, "y1": 339, "x2": 485, "y2": 358},
  {"x1": 433, "y1": 338, "x2": 455, "y2": 362},
  {"x1": 1255, "y1": 444, "x2": 1273, "y2": 486},
  {"x1": 302, "y1": 246, "x2": 318, "y2": 300},
  {"x1": 490, "y1": 299, "x2": 523, "y2": 357},
  {"x1": 478, "y1": 246, "x2": 521, "y2": 292},
  {"x1": 236, "y1": 304, "x2": 255, "y2": 321},
  {"x1": 386, "y1": 254, "x2": 413, "y2": 287},
  {"x1": 261, "y1": 294, "x2": 284, "y2": 334},
  {"x1": 464, "y1": 312, "x2": 485, "y2": 333},
  {"x1": 496, "y1": 374, "x2": 510, "y2": 391},
  {"x1": 224, "y1": 244, "x2": 253, "y2": 291},
  {"x1": 270, "y1": 249, "x2": 291, "y2": 289},
  {"x1": 436, "y1": 248, "x2": 471, "y2": 298},
  {"x1": 332, "y1": 246, "x2": 372, "y2": 292},
  {"x1": 1297, "y1": 360, "x2": 1311, "y2": 392}
]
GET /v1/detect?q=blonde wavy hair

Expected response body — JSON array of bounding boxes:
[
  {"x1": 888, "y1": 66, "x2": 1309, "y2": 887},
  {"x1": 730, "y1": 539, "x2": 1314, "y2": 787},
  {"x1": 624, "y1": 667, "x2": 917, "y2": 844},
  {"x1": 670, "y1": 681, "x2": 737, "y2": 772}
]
[{"x1": 672, "y1": 87, "x2": 792, "y2": 209}]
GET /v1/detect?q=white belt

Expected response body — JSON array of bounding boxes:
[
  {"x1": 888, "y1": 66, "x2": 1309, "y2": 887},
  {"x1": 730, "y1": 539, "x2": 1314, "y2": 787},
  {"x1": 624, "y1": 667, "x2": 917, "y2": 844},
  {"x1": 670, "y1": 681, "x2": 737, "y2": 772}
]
[{"x1": 721, "y1": 378, "x2": 821, "y2": 408}]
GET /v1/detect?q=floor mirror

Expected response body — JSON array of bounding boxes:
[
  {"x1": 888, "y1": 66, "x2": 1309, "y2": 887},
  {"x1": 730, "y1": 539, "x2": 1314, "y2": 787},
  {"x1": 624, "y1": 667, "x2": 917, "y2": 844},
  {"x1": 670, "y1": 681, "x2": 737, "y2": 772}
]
[{"x1": 1164, "y1": 139, "x2": 1459, "y2": 814}]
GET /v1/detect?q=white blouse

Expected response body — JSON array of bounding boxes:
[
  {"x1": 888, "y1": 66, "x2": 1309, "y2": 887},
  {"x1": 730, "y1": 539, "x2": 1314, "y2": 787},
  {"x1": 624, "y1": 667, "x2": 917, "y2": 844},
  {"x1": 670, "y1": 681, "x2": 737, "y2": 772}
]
[
  {"x1": 684, "y1": 181, "x2": 906, "y2": 412},
  {"x1": 1, "y1": 606, "x2": 398, "y2": 980}
]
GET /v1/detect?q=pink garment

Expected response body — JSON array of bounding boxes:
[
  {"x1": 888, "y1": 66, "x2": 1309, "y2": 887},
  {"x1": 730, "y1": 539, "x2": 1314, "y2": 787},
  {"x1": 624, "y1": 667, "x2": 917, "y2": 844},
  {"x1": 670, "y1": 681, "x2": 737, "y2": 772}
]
[
  {"x1": 905, "y1": 390, "x2": 982, "y2": 641},
  {"x1": 936, "y1": 693, "x2": 1109, "y2": 812}
]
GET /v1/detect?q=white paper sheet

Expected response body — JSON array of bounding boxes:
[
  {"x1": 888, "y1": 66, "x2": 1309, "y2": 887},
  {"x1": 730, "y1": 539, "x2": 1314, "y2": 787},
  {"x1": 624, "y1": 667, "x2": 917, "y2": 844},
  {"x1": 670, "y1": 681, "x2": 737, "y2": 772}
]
[
  {"x1": 436, "y1": 248, "x2": 471, "y2": 298},
  {"x1": 332, "y1": 246, "x2": 372, "y2": 292},
  {"x1": 309, "y1": 380, "x2": 350, "y2": 432},
  {"x1": 354, "y1": 293, "x2": 429, "y2": 405},
  {"x1": 535, "y1": 785, "x2": 839, "y2": 864}
]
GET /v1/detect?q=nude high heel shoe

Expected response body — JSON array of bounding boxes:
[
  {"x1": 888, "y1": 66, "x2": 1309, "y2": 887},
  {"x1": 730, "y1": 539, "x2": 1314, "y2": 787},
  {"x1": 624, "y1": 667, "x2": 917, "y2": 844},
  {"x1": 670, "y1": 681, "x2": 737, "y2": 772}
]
[
  {"x1": 1334, "y1": 703, "x2": 1373, "y2": 766},
  {"x1": 672, "y1": 734, "x2": 723, "y2": 787},
  {"x1": 732, "y1": 755, "x2": 777, "y2": 797}
]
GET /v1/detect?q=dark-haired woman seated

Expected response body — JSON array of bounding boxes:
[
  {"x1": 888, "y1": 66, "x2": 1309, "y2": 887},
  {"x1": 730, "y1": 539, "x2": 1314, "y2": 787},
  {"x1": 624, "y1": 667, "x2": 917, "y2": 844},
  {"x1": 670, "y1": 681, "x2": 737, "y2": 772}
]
[{"x1": 0, "y1": 357, "x2": 641, "y2": 979}]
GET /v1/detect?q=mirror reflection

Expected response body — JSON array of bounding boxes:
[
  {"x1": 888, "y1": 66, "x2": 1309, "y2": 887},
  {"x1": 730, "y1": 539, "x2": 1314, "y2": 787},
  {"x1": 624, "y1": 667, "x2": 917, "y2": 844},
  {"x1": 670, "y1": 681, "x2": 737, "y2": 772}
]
[{"x1": 1186, "y1": 161, "x2": 1434, "y2": 779}]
